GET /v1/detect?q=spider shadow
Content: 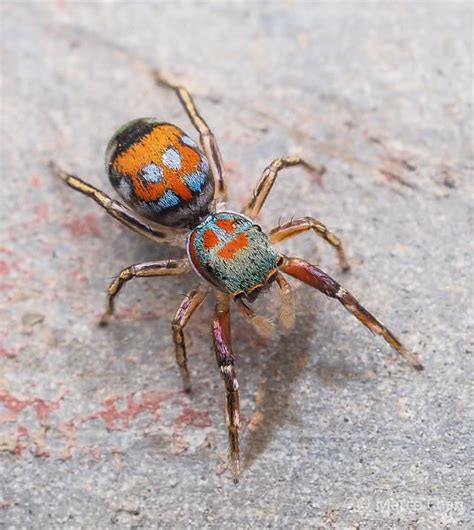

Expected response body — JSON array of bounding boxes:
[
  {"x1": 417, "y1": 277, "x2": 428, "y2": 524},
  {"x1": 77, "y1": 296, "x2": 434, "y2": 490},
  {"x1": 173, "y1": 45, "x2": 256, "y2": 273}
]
[{"x1": 241, "y1": 287, "x2": 355, "y2": 473}]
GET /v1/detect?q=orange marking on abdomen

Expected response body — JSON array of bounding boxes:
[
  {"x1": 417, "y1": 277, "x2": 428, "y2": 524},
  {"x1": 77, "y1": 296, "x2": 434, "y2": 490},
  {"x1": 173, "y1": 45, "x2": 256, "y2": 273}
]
[
  {"x1": 165, "y1": 172, "x2": 193, "y2": 200},
  {"x1": 114, "y1": 124, "x2": 200, "y2": 202},
  {"x1": 215, "y1": 219, "x2": 236, "y2": 233},
  {"x1": 218, "y1": 233, "x2": 249, "y2": 259},
  {"x1": 203, "y1": 229, "x2": 219, "y2": 249}
]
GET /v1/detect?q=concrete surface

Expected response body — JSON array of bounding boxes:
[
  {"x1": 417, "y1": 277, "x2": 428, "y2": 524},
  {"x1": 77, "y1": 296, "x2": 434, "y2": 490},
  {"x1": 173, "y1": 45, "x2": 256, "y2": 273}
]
[{"x1": 0, "y1": 1, "x2": 472, "y2": 528}]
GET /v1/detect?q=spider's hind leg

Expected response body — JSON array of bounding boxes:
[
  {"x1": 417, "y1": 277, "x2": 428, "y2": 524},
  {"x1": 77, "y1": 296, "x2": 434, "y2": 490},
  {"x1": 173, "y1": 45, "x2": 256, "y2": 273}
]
[
  {"x1": 50, "y1": 162, "x2": 179, "y2": 245},
  {"x1": 152, "y1": 71, "x2": 227, "y2": 204},
  {"x1": 281, "y1": 256, "x2": 423, "y2": 370}
]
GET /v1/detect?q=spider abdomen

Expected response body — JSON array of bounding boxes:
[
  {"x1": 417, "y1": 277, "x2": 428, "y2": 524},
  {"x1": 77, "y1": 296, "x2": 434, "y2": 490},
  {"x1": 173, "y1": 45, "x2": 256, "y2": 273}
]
[
  {"x1": 187, "y1": 212, "x2": 280, "y2": 300},
  {"x1": 105, "y1": 118, "x2": 214, "y2": 228}
]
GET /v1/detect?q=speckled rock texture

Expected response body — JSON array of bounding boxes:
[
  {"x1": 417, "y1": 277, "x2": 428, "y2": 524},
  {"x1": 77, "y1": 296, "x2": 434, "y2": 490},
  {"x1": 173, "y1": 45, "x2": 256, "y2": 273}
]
[{"x1": 0, "y1": 2, "x2": 472, "y2": 528}]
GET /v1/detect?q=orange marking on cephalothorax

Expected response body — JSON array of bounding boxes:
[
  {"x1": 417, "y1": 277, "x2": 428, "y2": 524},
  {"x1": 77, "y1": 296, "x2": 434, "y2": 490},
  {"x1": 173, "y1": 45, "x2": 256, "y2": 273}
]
[
  {"x1": 203, "y1": 229, "x2": 219, "y2": 249},
  {"x1": 218, "y1": 233, "x2": 249, "y2": 259},
  {"x1": 113, "y1": 125, "x2": 200, "y2": 202},
  {"x1": 215, "y1": 219, "x2": 236, "y2": 233}
]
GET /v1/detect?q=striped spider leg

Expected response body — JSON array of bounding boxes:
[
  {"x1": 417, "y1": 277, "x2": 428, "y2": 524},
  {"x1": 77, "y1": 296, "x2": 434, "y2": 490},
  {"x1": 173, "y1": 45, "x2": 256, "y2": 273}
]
[
  {"x1": 280, "y1": 257, "x2": 423, "y2": 371},
  {"x1": 50, "y1": 161, "x2": 182, "y2": 245},
  {"x1": 98, "y1": 259, "x2": 191, "y2": 326},
  {"x1": 212, "y1": 291, "x2": 240, "y2": 483},
  {"x1": 172, "y1": 285, "x2": 209, "y2": 392},
  {"x1": 242, "y1": 155, "x2": 324, "y2": 219}
]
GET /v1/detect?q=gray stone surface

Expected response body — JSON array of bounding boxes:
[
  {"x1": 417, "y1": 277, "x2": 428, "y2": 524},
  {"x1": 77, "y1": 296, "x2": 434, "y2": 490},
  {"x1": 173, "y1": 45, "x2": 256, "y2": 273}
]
[{"x1": 0, "y1": 1, "x2": 472, "y2": 528}]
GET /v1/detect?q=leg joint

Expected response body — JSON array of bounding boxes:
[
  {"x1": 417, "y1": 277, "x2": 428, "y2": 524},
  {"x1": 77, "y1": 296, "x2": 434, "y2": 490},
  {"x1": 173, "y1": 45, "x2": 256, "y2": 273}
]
[
  {"x1": 119, "y1": 268, "x2": 133, "y2": 282},
  {"x1": 220, "y1": 364, "x2": 238, "y2": 391},
  {"x1": 171, "y1": 319, "x2": 183, "y2": 334}
]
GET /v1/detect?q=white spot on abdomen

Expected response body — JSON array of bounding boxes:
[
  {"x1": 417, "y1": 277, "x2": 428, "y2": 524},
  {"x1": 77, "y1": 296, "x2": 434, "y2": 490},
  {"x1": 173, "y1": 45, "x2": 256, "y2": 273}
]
[
  {"x1": 141, "y1": 163, "x2": 164, "y2": 183},
  {"x1": 162, "y1": 147, "x2": 182, "y2": 170}
]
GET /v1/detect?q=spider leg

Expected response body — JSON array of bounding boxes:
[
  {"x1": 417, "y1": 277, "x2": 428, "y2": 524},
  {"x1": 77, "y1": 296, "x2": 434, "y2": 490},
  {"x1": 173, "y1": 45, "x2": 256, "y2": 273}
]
[
  {"x1": 172, "y1": 285, "x2": 209, "y2": 393},
  {"x1": 281, "y1": 256, "x2": 423, "y2": 370},
  {"x1": 242, "y1": 156, "x2": 323, "y2": 219},
  {"x1": 212, "y1": 292, "x2": 241, "y2": 483},
  {"x1": 50, "y1": 162, "x2": 181, "y2": 245},
  {"x1": 99, "y1": 259, "x2": 191, "y2": 325},
  {"x1": 270, "y1": 217, "x2": 350, "y2": 272},
  {"x1": 152, "y1": 70, "x2": 227, "y2": 204}
]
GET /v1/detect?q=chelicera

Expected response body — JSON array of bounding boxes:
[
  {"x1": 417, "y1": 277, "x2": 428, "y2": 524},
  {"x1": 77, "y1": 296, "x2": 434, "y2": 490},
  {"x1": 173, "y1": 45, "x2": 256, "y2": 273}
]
[{"x1": 51, "y1": 70, "x2": 423, "y2": 483}]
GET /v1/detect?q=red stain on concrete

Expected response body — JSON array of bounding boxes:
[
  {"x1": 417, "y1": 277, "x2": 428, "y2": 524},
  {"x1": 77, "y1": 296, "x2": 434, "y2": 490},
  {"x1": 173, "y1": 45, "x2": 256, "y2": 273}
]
[
  {"x1": 0, "y1": 261, "x2": 9, "y2": 275},
  {"x1": 83, "y1": 391, "x2": 173, "y2": 431},
  {"x1": 0, "y1": 388, "x2": 214, "y2": 461},
  {"x1": 0, "y1": 343, "x2": 14, "y2": 358},
  {"x1": 13, "y1": 425, "x2": 29, "y2": 456},
  {"x1": 57, "y1": 419, "x2": 77, "y2": 460},
  {"x1": 35, "y1": 397, "x2": 63, "y2": 424},
  {"x1": 34, "y1": 203, "x2": 49, "y2": 221},
  {"x1": 64, "y1": 212, "x2": 102, "y2": 238},
  {"x1": 0, "y1": 391, "x2": 64, "y2": 458},
  {"x1": 31, "y1": 175, "x2": 42, "y2": 188},
  {"x1": 0, "y1": 391, "x2": 64, "y2": 426},
  {"x1": 175, "y1": 406, "x2": 212, "y2": 429},
  {"x1": 81, "y1": 445, "x2": 101, "y2": 460}
]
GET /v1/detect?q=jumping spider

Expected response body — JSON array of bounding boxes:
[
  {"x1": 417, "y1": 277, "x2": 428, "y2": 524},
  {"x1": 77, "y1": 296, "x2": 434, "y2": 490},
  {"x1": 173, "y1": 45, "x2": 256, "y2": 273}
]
[{"x1": 51, "y1": 71, "x2": 422, "y2": 483}]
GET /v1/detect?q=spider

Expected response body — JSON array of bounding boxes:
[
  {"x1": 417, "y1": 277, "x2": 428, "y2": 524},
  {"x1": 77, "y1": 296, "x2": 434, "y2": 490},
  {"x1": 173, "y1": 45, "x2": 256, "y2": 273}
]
[{"x1": 50, "y1": 70, "x2": 423, "y2": 483}]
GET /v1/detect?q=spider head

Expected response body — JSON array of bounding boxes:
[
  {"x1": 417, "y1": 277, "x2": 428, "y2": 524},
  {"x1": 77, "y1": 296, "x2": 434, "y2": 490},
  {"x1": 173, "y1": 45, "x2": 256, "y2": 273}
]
[
  {"x1": 232, "y1": 265, "x2": 281, "y2": 303},
  {"x1": 187, "y1": 211, "x2": 281, "y2": 298}
]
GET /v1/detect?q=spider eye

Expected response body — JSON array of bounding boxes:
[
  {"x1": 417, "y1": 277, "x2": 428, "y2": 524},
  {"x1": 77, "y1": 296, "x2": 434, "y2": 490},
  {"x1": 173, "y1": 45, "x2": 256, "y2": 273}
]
[
  {"x1": 276, "y1": 256, "x2": 284, "y2": 267},
  {"x1": 253, "y1": 224, "x2": 263, "y2": 232}
]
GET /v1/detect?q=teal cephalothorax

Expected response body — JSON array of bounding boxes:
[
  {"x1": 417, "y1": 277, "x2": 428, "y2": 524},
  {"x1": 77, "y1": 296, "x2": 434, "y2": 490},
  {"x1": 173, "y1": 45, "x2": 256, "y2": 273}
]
[
  {"x1": 105, "y1": 118, "x2": 214, "y2": 228},
  {"x1": 187, "y1": 211, "x2": 280, "y2": 300}
]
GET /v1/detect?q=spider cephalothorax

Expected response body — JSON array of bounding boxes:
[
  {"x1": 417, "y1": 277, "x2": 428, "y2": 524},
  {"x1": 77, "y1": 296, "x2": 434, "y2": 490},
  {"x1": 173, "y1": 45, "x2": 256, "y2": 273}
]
[
  {"x1": 51, "y1": 70, "x2": 423, "y2": 484},
  {"x1": 187, "y1": 211, "x2": 280, "y2": 301}
]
